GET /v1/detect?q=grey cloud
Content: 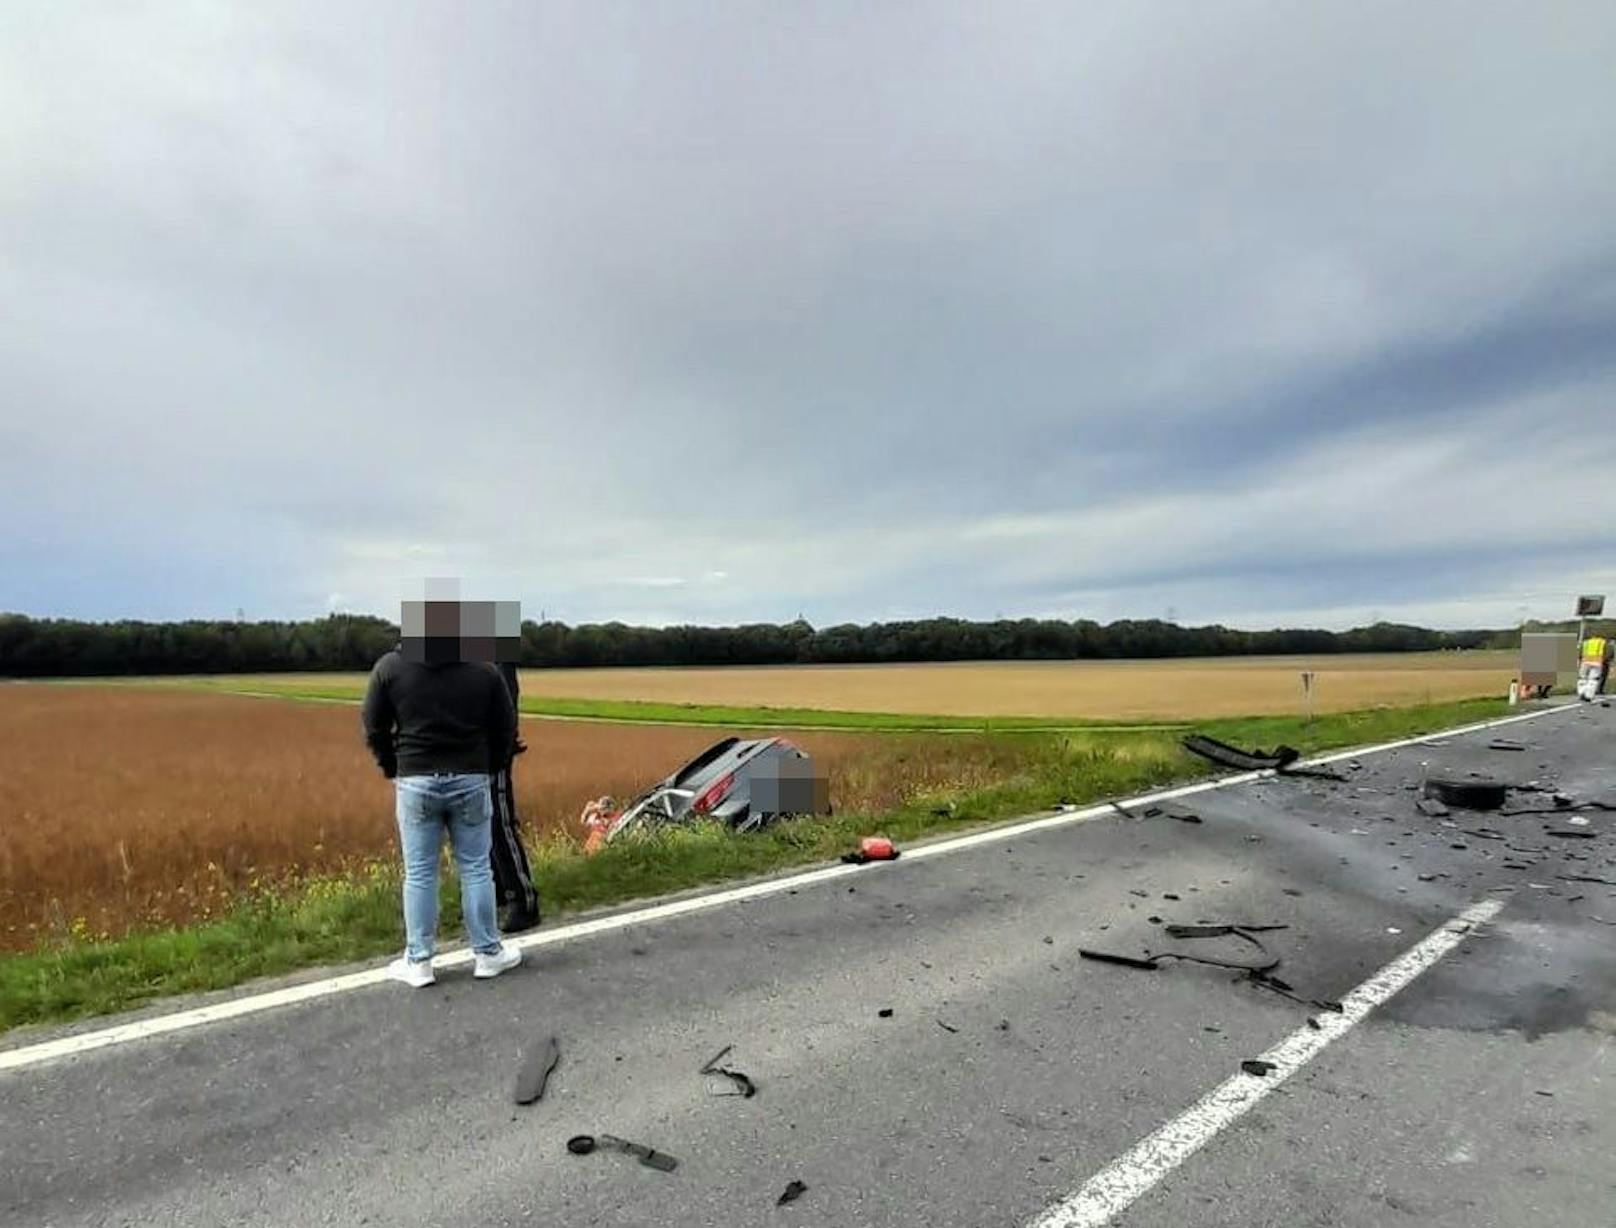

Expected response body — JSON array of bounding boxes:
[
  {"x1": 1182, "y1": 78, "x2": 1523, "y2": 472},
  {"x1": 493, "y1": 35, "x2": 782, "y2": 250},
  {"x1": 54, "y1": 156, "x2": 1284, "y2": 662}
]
[{"x1": 2, "y1": 2, "x2": 1614, "y2": 628}]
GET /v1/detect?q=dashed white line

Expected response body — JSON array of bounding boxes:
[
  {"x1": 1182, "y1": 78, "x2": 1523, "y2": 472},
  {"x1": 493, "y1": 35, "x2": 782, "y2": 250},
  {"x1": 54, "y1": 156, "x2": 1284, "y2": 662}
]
[
  {"x1": 0, "y1": 703, "x2": 1573, "y2": 1076},
  {"x1": 1025, "y1": 896, "x2": 1508, "y2": 1228}
]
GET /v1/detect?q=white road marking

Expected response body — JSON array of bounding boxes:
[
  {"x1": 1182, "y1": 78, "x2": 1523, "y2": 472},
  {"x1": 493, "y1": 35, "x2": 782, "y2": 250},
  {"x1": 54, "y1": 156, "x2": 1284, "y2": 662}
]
[
  {"x1": 0, "y1": 703, "x2": 1574, "y2": 1076},
  {"x1": 1024, "y1": 896, "x2": 1508, "y2": 1228}
]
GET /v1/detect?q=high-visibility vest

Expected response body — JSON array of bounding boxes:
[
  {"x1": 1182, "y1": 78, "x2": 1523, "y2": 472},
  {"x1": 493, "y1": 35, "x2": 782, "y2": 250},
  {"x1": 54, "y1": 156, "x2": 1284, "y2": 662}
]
[{"x1": 1584, "y1": 636, "x2": 1608, "y2": 665}]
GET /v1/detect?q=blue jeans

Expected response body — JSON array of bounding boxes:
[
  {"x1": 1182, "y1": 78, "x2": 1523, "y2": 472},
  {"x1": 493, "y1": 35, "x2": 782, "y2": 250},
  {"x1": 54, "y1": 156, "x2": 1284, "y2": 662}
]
[{"x1": 394, "y1": 773, "x2": 502, "y2": 961}]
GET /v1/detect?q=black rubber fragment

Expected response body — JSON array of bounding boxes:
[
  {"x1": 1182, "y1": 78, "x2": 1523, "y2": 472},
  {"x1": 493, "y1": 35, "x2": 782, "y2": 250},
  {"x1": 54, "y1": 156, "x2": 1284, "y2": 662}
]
[
  {"x1": 1078, "y1": 949, "x2": 1159, "y2": 970},
  {"x1": 1423, "y1": 778, "x2": 1507, "y2": 811},
  {"x1": 778, "y1": 1180, "x2": 808, "y2": 1206},
  {"x1": 599, "y1": 1133, "x2": 679, "y2": 1172},
  {"x1": 1241, "y1": 1059, "x2": 1277, "y2": 1077},
  {"x1": 514, "y1": 1035, "x2": 561, "y2": 1105},
  {"x1": 1181, "y1": 735, "x2": 1301, "y2": 772}
]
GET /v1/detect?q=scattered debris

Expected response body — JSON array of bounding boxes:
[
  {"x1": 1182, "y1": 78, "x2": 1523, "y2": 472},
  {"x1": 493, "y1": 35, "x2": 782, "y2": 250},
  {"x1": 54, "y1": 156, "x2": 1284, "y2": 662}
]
[
  {"x1": 1241, "y1": 1059, "x2": 1277, "y2": 1077},
  {"x1": 1415, "y1": 798, "x2": 1452, "y2": 818},
  {"x1": 1078, "y1": 949, "x2": 1159, "y2": 971},
  {"x1": 1460, "y1": 828, "x2": 1506, "y2": 841},
  {"x1": 1557, "y1": 873, "x2": 1616, "y2": 887},
  {"x1": 1487, "y1": 739, "x2": 1528, "y2": 752},
  {"x1": 877, "y1": 1008, "x2": 894, "y2": 1018},
  {"x1": 567, "y1": 1134, "x2": 680, "y2": 1172},
  {"x1": 841, "y1": 836, "x2": 900, "y2": 864},
  {"x1": 1566, "y1": 816, "x2": 1591, "y2": 827},
  {"x1": 1279, "y1": 764, "x2": 1351, "y2": 782},
  {"x1": 700, "y1": 1045, "x2": 758, "y2": 1098},
  {"x1": 1423, "y1": 778, "x2": 1507, "y2": 811},
  {"x1": 1112, "y1": 799, "x2": 1204, "y2": 824},
  {"x1": 1182, "y1": 735, "x2": 1300, "y2": 772},
  {"x1": 777, "y1": 1180, "x2": 808, "y2": 1206},
  {"x1": 1546, "y1": 830, "x2": 1597, "y2": 840},
  {"x1": 1164, "y1": 923, "x2": 1289, "y2": 938},
  {"x1": 936, "y1": 1019, "x2": 959, "y2": 1034},
  {"x1": 514, "y1": 1035, "x2": 561, "y2": 1105},
  {"x1": 1535, "y1": 1090, "x2": 1555, "y2": 1098},
  {"x1": 1306, "y1": 1018, "x2": 1322, "y2": 1031}
]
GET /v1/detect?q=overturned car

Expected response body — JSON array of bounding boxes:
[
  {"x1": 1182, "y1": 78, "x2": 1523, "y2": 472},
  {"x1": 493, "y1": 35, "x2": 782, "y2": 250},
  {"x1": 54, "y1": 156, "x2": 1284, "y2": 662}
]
[{"x1": 583, "y1": 736, "x2": 831, "y2": 848}]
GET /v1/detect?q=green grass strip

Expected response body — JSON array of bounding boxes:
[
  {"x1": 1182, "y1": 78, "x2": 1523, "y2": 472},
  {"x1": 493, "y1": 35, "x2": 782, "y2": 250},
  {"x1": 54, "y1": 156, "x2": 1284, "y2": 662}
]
[{"x1": 58, "y1": 675, "x2": 1190, "y2": 732}]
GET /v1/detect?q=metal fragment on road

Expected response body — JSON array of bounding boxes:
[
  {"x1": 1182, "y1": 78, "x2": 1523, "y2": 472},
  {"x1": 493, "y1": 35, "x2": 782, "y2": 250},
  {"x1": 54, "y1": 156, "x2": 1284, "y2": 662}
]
[{"x1": 700, "y1": 1044, "x2": 759, "y2": 1098}]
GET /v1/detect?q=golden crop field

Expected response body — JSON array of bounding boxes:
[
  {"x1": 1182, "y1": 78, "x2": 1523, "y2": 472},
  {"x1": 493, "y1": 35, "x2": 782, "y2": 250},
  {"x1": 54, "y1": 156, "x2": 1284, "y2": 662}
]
[
  {"x1": 182, "y1": 649, "x2": 1516, "y2": 719},
  {"x1": 0, "y1": 684, "x2": 1034, "y2": 950},
  {"x1": 512, "y1": 651, "x2": 1516, "y2": 718}
]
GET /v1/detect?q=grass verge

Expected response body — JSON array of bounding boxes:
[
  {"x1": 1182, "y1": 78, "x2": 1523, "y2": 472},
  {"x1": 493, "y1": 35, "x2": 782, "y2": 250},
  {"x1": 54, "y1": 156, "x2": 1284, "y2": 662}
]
[{"x1": 0, "y1": 696, "x2": 1512, "y2": 1034}]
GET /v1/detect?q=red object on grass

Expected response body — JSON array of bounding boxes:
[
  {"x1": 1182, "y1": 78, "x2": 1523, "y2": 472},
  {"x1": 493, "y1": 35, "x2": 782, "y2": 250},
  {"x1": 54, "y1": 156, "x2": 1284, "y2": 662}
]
[{"x1": 859, "y1": 836, "x2": 897, "y2": 861}]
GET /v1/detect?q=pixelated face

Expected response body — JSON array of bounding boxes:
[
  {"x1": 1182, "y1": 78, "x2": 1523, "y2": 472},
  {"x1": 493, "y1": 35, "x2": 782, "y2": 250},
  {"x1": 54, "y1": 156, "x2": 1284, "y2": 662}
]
[{"x1": 399, "y1": 598, "x2": 521, "y2": 664}]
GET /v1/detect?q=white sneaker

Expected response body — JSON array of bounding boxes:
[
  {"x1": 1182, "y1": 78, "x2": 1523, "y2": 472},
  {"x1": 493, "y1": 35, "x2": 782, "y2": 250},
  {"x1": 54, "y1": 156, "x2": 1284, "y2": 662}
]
[
  {"x1": 473, "y1": 943, "x2": 523, "y2": 980},
  {"x1": 387, "y1": 957, "x2": 436, "y2": 988}
]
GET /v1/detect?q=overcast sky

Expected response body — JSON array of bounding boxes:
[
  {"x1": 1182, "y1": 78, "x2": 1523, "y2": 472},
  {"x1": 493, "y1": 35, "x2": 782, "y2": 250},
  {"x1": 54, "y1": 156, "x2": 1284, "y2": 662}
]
[{"x1": 3, "y1": 3, "x2": 1614, "y2": 631}]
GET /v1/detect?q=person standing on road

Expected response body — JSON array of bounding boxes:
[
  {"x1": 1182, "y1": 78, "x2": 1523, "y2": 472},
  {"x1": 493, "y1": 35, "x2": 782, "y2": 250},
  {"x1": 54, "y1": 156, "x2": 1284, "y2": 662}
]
[
  {"x1": 362, "y1": 629, "x2": 523, "y2": 988},
  {"x1": 489, "y1": 661, "x2": 541, "y2": 932}
]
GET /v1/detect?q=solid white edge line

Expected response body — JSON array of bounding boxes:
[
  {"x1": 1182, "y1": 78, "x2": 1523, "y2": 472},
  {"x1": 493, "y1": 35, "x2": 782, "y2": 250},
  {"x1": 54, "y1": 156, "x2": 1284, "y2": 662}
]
[
  {"x1": 1025, "y1": 896, "x2": 1508, "y2": 1228},
  {"x1": 0, "y1": 703, "x2": 1576, "y2": 1076}
]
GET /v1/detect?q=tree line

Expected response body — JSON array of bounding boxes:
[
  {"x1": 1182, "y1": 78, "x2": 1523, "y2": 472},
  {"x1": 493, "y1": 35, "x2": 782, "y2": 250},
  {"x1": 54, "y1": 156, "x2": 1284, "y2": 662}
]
[{"x1": 0, "y1": 612, "x2": 1504, "y2": 677}]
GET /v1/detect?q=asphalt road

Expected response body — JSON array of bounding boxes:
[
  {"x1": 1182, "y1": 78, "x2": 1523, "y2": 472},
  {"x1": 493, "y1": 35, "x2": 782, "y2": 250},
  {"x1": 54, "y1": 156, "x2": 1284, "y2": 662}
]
[{"x1": 5, "y1": 702, "x2": 1615, "y2": 1227}]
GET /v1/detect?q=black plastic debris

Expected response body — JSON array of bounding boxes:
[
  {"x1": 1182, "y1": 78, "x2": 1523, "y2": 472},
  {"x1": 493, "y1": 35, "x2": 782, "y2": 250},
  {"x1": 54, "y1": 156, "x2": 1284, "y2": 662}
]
[
  {"x1": 514, "y1": 1035, "x2": 561, "y2": 1105},
  {"x1": 567, "y1": 1134, "x2": 679, "y2": 1172},
  {"x1": 1182, "y1": 735, "x2": 1300, "y2": 772},
  {"x1": 777, "y1": 1180, "x2": 808, "y2": 1206},
  {"x1": 1423, "y1": 778, "x2": 1507, "y2": 811},
  {"x1": 1081, "y1": 925, "x2": 1280, "y2": 976},
  {"x1": 936, "y1": 1019, "x2": 959, "y2": 1034},
  {"x1": 700, "y1": 1045, "x2": 758, "y2": 1098},
  {"x1": 877, "y1": 1008, "x2": 894, "y2": 1018},
  {"x1": 1165, "y1": 923, "x2": 1289, "y2": 939},
  {"x1": 1078, "y1": 949, "x2": 1159, "y2": 970},
  {"x1": 1487, "y1": 739, "x2": 1528, "y2": 752},
  {"x1": 1546, "y1": 830, "x2": 1597, "y2": 840},
  {"x1": 1111, "y1": 800, "x2": 1203, "y2": 824},
  {"x1": 1241, "y1": 1059, "x2": 1276, "y2": 1077}
]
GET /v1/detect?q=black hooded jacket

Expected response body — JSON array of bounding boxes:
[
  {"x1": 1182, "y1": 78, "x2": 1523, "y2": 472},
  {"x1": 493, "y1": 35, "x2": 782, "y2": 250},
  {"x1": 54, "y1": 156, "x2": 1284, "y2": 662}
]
[{"x1": 361, "y1": 650, "x2": 516, "y2": 778}]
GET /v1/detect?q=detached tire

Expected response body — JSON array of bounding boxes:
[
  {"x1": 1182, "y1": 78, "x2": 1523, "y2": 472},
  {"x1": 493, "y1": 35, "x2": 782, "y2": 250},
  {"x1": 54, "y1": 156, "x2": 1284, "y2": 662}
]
[{"x1": 1423, "y1": 778, "x2": 1507, "y2": 811}]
